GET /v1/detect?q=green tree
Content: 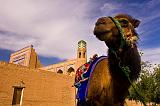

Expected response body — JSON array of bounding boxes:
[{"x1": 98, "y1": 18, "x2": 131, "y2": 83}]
[
  {"x1": 153, "y1": 64, "x2": 160, "y2": 104},
  {"x1": 128, "y1": 62, "x2": 160, "y2": 105}
]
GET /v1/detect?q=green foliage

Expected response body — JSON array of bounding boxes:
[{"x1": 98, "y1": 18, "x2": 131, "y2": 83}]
[
  {"x1": 153, "y1": 65, "x2": 160, "y2": 104},
  {"x1": 128, "y1": 62, "x2": 160, "y2": 105}
]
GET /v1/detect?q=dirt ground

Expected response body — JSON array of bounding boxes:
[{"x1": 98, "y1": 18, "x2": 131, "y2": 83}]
[
  {"x1": 125, "y1": 100, "x2": 143, "y2": 106},
  {"x1": 125, "y1": 100, "x2": 160, "y2": 106}
]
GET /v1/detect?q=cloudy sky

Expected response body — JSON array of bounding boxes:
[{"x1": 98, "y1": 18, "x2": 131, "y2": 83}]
[{"x1": 0, "y1": 0, "x2": 160, "y2": 66}]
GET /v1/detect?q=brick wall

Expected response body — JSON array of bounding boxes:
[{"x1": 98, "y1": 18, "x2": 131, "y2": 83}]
[
  {"x1": 1, "y1": 61, "x2": 150, "y2": 106},
  {"x1": 0, "y1": 61, "x2": 75, "y2": 106}
]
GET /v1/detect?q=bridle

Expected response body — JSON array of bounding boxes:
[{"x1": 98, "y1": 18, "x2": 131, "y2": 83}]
[
  {"x1": 108, "y1": 16, "x2": 137, "y2": 54},
  {"x1": 108, "y1": 17, "x2": 147, "y2": 106}
]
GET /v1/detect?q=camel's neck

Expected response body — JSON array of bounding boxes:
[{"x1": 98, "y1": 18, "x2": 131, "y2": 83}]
[{"x1": 108, "y1": 46, "x2": 141, "y2": 81}]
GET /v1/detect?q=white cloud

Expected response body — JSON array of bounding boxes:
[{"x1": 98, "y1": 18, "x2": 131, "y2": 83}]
[
  {"x1": 99, "y1": 2, "x2": 123, "y2": 17},
  {"x1": 141, "y1": 47, "x2": 160, "y2": 64},
  {"x1": 0, "y1": 0, "x2": 159, "y2": 65},
  {"x1": 0, "y1": 0, "x2": 106, "y2": 59},
  {"x1": 100, "y1": 3, "x2": 119, "y2": 14},
  {"x1": 142, "y1": 13, "x2": 160, "y2": 25}
]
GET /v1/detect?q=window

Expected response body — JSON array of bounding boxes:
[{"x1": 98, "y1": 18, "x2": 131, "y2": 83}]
[
  {"x1": 12, "y1": 87, "x2": 24, "y2": 106},
  {"x1": 83, "y1": 52, "x2": 85, "y2": 58},
  {"x1": 57, "y1": 69, "x2": 63, "y2": 74},
  {"x1": 79, "y1": 52, "x2": 81, "y2": 58},
  {"x1": 67, "y1": 67, "x2": 75, "y2": 74}
]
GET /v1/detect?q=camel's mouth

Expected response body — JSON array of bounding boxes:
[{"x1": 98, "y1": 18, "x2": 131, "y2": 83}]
[
  {"x1": 95, "y1": 32, "x2": 112, "y2": 41},
  {"x1": 94, "y1": 26, "x2": 111, "y2": 41},
  {"x1": 94, "y1": 29, "x2": 110, "y2": 36},
  {"x1": 94, "y1": 31, "x2": 110, "y2": 38},
  {"x1": 93, "y1": 17, "x2": 114, "y2": 41}
]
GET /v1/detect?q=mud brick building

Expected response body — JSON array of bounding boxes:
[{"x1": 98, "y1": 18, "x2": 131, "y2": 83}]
[
  {"x1": 0, "y1": 61, "x2": 75, "y2": 106},
  {"x1": 9, "y1": 45, "x2": 42, "y2": 69},
  {"x1": 40, "y1": 40, "x2": 87, "y2": 76},
  {"x1": 0, "y1": 40, "x2": 87, "y2": 106}
]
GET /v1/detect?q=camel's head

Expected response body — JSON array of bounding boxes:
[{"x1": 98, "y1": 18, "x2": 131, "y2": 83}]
[{"x1": 94, "y1": 14, "x2": 140, "y2": 50}]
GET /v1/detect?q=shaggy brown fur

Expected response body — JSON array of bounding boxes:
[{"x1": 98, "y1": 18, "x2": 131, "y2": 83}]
[{"x1": 83, "y1": 14, "x2": 141, "y2": 106}]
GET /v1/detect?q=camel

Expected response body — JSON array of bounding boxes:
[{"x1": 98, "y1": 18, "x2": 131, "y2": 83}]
[{"x1": 77, "y1": 14, "x2": 141, "y2": 106}]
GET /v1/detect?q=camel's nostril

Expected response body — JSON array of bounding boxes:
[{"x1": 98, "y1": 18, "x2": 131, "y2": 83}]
[{"x1": 96, "y1": 18, "x2": 107, "y2": 25}]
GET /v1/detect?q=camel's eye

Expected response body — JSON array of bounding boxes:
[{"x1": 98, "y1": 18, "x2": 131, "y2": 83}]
[{"x1": 118, "y1": 19, "x2": 129, "y2": 28}]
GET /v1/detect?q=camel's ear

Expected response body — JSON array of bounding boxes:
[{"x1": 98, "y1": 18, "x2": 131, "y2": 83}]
[{"x1": 133, "y1": 19, "x2": 140, "y2": 28}]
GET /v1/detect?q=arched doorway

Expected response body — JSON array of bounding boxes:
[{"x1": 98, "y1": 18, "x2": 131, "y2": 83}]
[
  {"x1": 57, "y1": 69, "x2": 63, "y2": 74},
  {"x1": 67, "y1": 67, "x2": 75, "y2": 76}
]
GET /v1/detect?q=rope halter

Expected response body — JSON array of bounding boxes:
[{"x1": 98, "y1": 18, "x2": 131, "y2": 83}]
[
  {"x1": 108, "y1": 16, "x2": 147, "y2": 106},
  {"x1": 108, "y1": 16, "x2": 138, "y2": 53}
]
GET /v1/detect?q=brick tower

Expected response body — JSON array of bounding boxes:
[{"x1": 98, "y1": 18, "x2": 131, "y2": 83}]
[{"x1": 76, "y1": 40, "x2": 87, "y2": 70}]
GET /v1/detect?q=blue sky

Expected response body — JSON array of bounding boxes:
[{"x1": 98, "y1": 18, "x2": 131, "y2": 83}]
[{"x1": 0, "y1": 0, "x2": 160, "y2": 66}]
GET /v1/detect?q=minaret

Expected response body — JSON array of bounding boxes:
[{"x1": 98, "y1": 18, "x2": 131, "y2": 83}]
[{"x1": 76, "y1": 40, "x2": 87, "y2": 70}]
